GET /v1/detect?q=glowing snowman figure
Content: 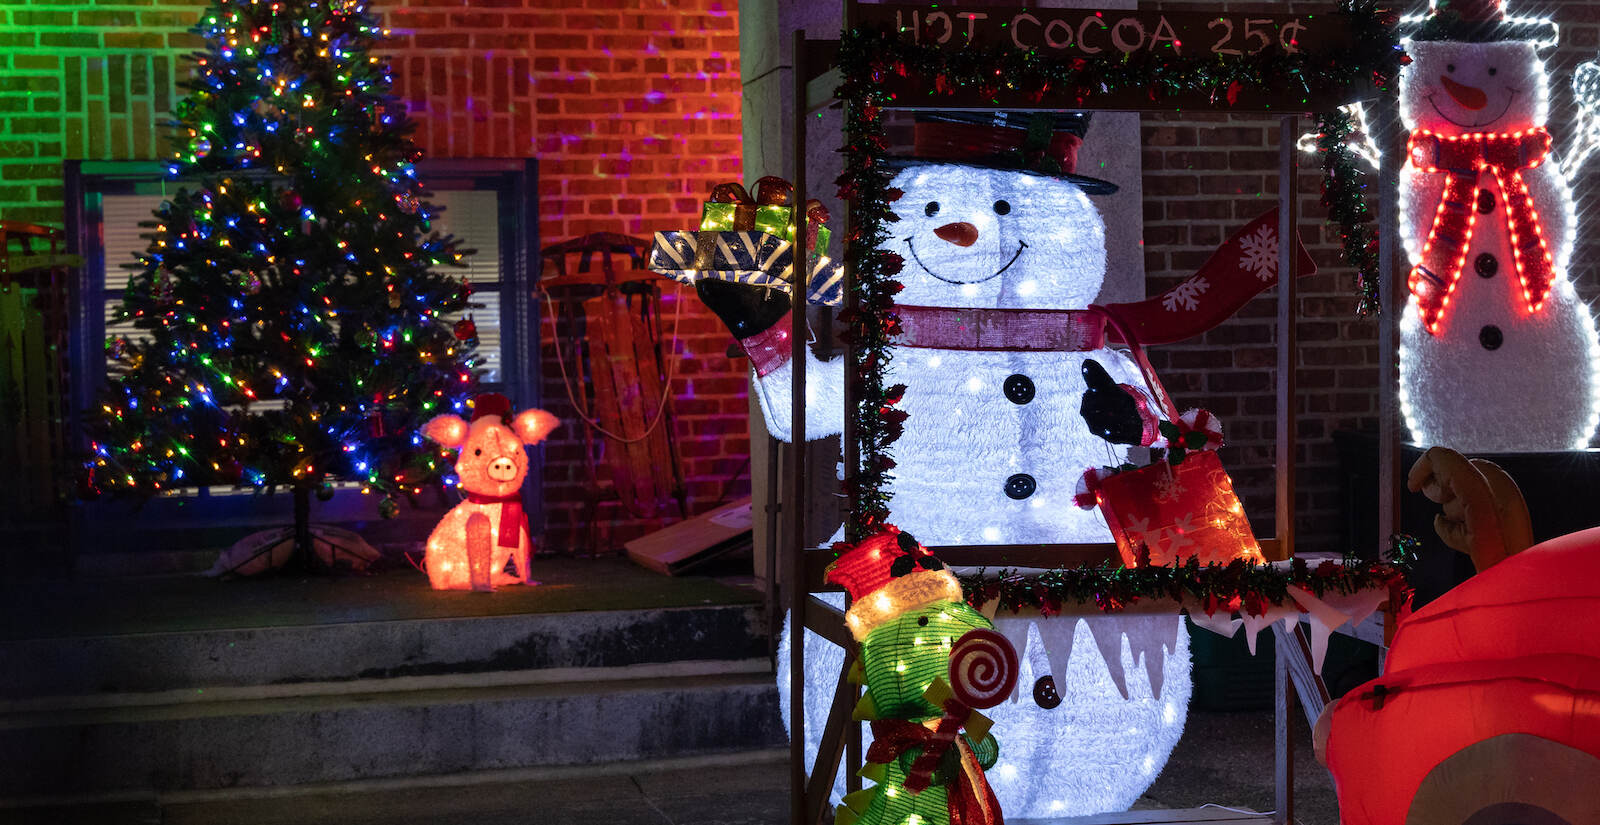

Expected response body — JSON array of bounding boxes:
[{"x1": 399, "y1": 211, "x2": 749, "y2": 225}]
[
  {"x1": 702, "y1": 113, "x2": 1150, "y2": 544},
  {"x1": 1398, "y1": 0, "x2": 1600, "y2": 451},
  {"x1": 697, "y1": 113, "x2": 1195, "y2": 816}
]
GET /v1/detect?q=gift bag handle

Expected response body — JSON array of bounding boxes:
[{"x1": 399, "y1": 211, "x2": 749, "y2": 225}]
[{"x1": 1089, "y1": 304, "x2": 1180, "y2": 423}]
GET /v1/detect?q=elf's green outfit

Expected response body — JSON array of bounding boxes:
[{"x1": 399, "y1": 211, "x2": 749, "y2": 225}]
[{"x1": 827, "y1": 527, "x2": 1013, "y2": 825}]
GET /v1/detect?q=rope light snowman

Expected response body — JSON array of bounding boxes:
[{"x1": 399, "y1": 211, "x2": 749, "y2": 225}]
[{"x1": 1397, "y1": 0, "x2": 1600, "y2": 451}]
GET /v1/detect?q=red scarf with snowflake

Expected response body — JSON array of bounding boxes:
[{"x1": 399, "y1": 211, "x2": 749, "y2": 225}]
[{"x1": 1406, "y1": 128, "x2": 1555, "y2": 334}]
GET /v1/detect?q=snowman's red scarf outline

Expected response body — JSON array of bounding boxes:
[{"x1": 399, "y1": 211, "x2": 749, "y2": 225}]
[{"x1": 1406, "y1": 127, "x2": 1556, "y2": 334}]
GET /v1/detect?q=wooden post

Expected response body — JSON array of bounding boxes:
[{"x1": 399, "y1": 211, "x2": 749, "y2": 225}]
[
  {"x1": 1275, "y1": 115, "x2": 1300, "y2": 561},
  {"x1": 788, "y1": 30, "x2": 809, "y2": 825},
  {"x1": 767, "y1": 435, "x2": 782, "y2": 659},
  {"x1": 1374, "y1": 93, "x2": 1405, "y2": 674},
  {"x1": 1274, "y1": 627, "x2": 1296, "y2": 825}
]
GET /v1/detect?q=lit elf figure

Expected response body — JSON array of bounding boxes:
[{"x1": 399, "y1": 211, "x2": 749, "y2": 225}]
[
  {"x1": 1399, "y1": 0, "x2": 1600, "y2": 451},
  {"x1": 825, "y1": 527, "x2": 1017, "y2": 825}
]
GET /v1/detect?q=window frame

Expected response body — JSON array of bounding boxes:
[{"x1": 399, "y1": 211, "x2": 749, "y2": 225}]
[{"x1": 61, "y1": 158, "x2": 543, "y2": 550}]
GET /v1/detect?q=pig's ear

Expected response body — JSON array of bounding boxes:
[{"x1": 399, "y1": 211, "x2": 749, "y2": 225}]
[
  {"x1": 422, "y1": 415, "x2": 470, "y2": 449},
  {"x1": 510, "y1": 409, "x2": 560, "y2": 445}
]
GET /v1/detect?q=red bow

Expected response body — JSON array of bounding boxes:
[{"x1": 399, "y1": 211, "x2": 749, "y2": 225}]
[
  {"x1": 465, "y1": 492, "x2": 527, "y2": 549},
  {"x1": 867, "y1": 711, "x2": 1003, "y2": 825},
  {"x1": 1406, "y1": 128, "x2": 1554, "y2": 333}
]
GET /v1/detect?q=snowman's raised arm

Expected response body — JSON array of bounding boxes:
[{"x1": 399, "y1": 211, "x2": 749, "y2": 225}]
[
  {"x1": 749, "y1": 349, "x2": 845, "y2": 442},
  {"x1": 1563, "y1": 61, "x2": 1600, "y2": 182},
  {"x1": 693, "y1": 277, "x2": 845, "y2": 442}
]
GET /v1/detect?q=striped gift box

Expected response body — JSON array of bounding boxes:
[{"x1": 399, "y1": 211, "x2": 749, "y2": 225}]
[{"x1": 649, "y1": 230, "x2": 844, "y2": 307}]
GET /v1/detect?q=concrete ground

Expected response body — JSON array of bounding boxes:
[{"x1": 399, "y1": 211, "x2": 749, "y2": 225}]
[{"x1": 2, "y1": 708, "x2": 1336, "y2": 825}]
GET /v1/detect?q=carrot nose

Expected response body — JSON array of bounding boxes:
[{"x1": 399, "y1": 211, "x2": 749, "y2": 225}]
[
  {"x1": 934, "y1": 221, "x2": 979, "y2": 247},
  {"x1": 1440, "y1": 74, "x2": 1487, "y2": 110}
]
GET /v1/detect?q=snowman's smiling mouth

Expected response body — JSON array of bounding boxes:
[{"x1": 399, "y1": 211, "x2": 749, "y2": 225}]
[
  {"x1": 1427, "y1": 89, "x2": 1519, "y2": 129},
  {"x1": 905, "y1": 238, "x2": 1028, "y2": 285}
]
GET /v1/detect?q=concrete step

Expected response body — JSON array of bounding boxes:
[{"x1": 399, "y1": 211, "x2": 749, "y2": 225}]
[
  {"x1": 0, "y1": 671, "x2": 784, "y2": 798},
  {"x1": 1, "y1": 603, "x2": 766, "y2": 701}
]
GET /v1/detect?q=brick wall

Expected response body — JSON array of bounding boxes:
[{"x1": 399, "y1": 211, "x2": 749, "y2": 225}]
[{"x1": 0, "y1": 0, "x2": 748, "y2": 553}]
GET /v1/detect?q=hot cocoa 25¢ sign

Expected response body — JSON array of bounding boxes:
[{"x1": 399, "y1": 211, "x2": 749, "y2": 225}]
[{"x1": 860, "y1": 5, "x2": 1332, "y2": 58}]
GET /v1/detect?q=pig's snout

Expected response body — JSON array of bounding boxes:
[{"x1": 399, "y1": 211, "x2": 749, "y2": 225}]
[{"x1": 487, "y1": 456, "x2": 518, "y2": 481}]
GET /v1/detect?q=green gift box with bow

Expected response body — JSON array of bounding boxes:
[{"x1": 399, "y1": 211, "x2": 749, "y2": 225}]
[{"x1": 694, "y1": 176, "x2": 831, "y2": 271}]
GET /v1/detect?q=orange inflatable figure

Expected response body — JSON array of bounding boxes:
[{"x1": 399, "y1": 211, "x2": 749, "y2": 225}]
[
  {"x1": 421, "y1": 393, "x2": 558, "y2": 591},
  {"x1": 1320, "y1": 448, "x2": 1600, "y2": 824}
]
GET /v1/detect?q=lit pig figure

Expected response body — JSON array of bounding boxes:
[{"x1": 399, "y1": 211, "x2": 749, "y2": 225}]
[{"x1": 421, "y1": 393, "x2": 558, "y2": 591}]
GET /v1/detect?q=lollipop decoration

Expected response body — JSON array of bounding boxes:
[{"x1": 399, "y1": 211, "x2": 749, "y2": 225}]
[
  {"x1": 948, "y1": 627, "x2": 1020, "y2": 710},
  {"x1": 827, "y1": 526, "x2": 1011, "y2": 825}
]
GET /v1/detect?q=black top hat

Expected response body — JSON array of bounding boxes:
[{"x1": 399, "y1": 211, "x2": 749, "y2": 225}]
[
  {"x1": 896, "y1": 111, "x2": 1119, "y2": 195},
  {"x1": 1404, "y1": 0, "x2": 1557, "y2": 49}
]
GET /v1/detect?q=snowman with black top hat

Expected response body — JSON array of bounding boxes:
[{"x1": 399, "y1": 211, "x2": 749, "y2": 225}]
[
  {"x1": 708, "y1": 112, "x2": 1196, "y2": 818},
  {"x1": 698, "y1": 111, "x2": 1148, "y2": 546}
]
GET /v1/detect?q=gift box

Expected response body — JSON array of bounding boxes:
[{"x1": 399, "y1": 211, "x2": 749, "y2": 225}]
[
  {"x1": 648, "y1": 175, "x2": 844, "y2": 306},
  {"x1": 1079, "y1": 307, "x2": 1263, "y2": 568},
  {"x1": 698, "y1": 176, "x2": 831, "y2": 258},
  {"x1": 1092, "y1": 450, "x2": 1262, "y2": 567}
]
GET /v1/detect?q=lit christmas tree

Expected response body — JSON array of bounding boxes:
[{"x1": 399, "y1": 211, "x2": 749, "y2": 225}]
[{"x1": 84, "y1": 0, "x2": 475, "y2": 547}]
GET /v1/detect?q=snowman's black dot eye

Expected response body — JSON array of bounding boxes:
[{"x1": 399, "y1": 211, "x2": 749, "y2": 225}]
[
  {"x1": 1488, "y1": 67, "x2": 1498, "y2": 76},
  {"x1": 924, "y1": 201, "x2": 940, "y2": 217},
  {"x1": 1447, "y1": 63, "x2": 1456, "y2": 73},
  {"x1": 473, "y1": 448, "x2": 482, "y2": 456},
  {"x1": 993, "y1": 200, "x2": 1011, "y2": 215}
]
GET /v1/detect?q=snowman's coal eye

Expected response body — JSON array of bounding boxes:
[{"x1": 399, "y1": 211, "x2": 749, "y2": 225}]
[
  {"x1": 1488, "y1": 67, "x2": 1498, "y2": 76},
  {"x1": 473, "y1": 448, "x2": 482, "y2": 457},
  {"x1": 1447, "y1": 63, "x2": 1456, "y2": 73},
  {"x1": 993, "y1": 200, "x2": 1011, "y2": 215},
  {"x1": 924, "y1": 201, "x2": 940, "y2": 217}
]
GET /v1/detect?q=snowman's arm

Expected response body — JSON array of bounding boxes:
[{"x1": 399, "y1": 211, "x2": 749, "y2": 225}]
[
  {"x1": 1562, "y1": 61, "x2": 1600, "y2": 183},
  {"x1": 693, "y1": 278, "x2": 845, "y2": 442},
  {"x1": 748, "y1": 339, "x2": 845, "y2": 443},
  {"x1": 1097, "y1": 346, "x2": 1155, "y2": 460}
]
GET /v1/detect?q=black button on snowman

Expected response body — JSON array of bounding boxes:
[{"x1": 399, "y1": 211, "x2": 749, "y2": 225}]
[
  {"x1": 1004, "y1": 373, "x2": 1035, "y2": 404},
  {"x1": 1004, "y1": 473, "x2": 1037, "y2": 500}
]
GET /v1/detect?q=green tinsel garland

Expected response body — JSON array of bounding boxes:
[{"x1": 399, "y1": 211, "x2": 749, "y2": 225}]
[
  {"x1": 1314, "y1": 107, "x2": 1384, "y2": 315},
  {"x1": 834, "y1": 0, "x2": 1402, "y2": 528},
  {"x1": 959, "y1": 535, "x2": 1418, "y2": 616}
]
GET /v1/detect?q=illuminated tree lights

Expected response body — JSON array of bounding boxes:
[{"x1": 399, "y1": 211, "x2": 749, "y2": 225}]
[{"x1": 83, "y1": 0, "x2": 475, "y2": 522}]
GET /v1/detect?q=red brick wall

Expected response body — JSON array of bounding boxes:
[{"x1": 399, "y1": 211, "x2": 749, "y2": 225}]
[
  {"x1": 3, "y1": 0, "x2": 749, "y2": 553},
  {"x1": 385, "y1": 0, "x2": 748, "y2": 551}
]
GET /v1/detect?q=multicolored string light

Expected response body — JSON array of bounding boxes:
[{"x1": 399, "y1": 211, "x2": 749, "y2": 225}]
[{"x1": 84, "y1": 0, "x2": 475, "y2": 514}]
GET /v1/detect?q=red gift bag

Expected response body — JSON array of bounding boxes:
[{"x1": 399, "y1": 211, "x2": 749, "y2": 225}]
[{"x1": 1087, "y1": 307, "x2": 1264, "y2": 568}]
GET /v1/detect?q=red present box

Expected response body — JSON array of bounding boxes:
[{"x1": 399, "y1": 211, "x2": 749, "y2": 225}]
[
  {"x1": 1086, "y1": 306, "x2": 1264, "y2": 568},
  {"x1": 1092, "y1": 450, "x2": 1262, "y2": 567}
]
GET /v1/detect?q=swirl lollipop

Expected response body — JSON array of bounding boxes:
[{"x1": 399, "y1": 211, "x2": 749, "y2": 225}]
[{"x1": 948, "y1": 627, "x2": 1018, "y2": 709}]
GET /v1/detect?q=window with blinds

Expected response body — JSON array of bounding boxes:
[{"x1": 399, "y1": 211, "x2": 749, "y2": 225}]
[{"x1": 97, "y1": 188, "x2": 505, "y2": 383}]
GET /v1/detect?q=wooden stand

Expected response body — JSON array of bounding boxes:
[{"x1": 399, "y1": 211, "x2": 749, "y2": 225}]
[{"x1": 779, "y1": 6, "x2": 1388, "y2": 824}]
